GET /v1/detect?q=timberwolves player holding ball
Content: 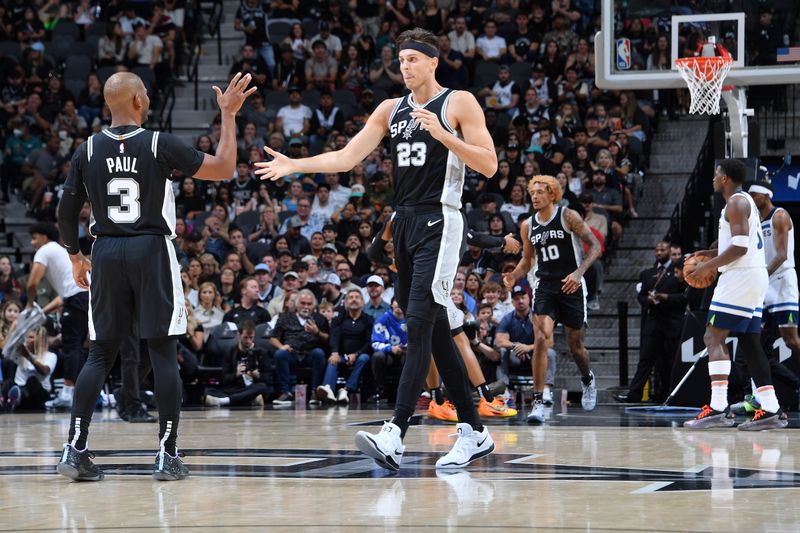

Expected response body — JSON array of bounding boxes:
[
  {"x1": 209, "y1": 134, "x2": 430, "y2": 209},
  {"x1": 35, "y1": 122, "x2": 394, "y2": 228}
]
[
  {"x1": 257, "y1": 28, "x2": 497, "y2": 471},
  {"x1": 503, "y1": 175, "x2": 601, "y2": 424}
]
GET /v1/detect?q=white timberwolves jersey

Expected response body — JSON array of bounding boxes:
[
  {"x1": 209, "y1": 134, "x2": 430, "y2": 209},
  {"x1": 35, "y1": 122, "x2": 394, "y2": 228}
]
[
  {"x1": 762, "y1": 207, "x2": 795, "y2": 277},
  {"x1": 718, "y1": 191, "x2": 766, "y2": 272}
]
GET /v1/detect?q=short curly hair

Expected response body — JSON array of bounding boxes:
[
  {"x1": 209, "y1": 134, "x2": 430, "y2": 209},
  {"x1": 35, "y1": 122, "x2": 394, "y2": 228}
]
[{"x1": 527, "y1": 175, "x2": 563, "y2": 204}]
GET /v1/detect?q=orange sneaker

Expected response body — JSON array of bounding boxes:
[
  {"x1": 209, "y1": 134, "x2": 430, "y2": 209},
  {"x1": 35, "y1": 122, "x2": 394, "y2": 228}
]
[
  {"x1": 478, "y1": 397, "x2": 518, "y2": 418},
  {"x1": 428, "y1": 400, "x2": 458, "y2": 422}
]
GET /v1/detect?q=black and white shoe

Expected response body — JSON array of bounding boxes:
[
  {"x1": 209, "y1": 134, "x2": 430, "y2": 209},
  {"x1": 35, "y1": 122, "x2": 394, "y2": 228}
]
[
  {"x1": 56, "y1": 444, "x2": 104, "y2": 481},
  {"x1": 354, "y1": 422, "x2": 404, "y2": 472},
  {"x1": 153, "y1": 450, "x2": 189, "y2": 481},
  {"x1": 435, "y1": 423, "x2": 495, "y2": 469}
]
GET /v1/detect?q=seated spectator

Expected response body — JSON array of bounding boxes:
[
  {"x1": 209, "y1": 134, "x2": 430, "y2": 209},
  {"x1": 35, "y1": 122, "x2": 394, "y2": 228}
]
[
  {"x1": 223, "y1": 277, "x2": 270, "y2": 326},
  {"x1": 370, "y1": 299, "x2": 407, "y2": 403},
  {"x1": 361, "y1": 275, "x2": 390, "y2": 319},
  {"x1": 339, "y1": 43, "x2": 368, "y2": 94},
  {"x1": 321, "y1": 272, "x2": 344, "y2": 307},
  {"x1": 317, "y1": 289, "x2": 373, "y2": 404},
  {"x1": 283, "y1": 23, "x2": 310, "y2": 61},
  {"x1": 501, "y1": 183, "x2": 530, "y2": 221},
  {"x1": 0, "y1": 299, "x2": 21, "y2": 353},
  {"x1": 77, "y1": 73, "x2": 105, "y2": 126},
  {"x1": 335, "y1": 261, "x2": 361, "y2": 293},
  {"x1": 476, "y1": 20, "x2": 507, "y2": 62},
  {"x1": 436, "y1": 34, "x2": 467, "y2": 88},
  {"x1": 309, "y1": 21, "x2": 343, "y2": 61},
  {"x1": 482, "y1": 282, "x2": 512, "y2": 324},
  {"x1": 205, "y1": 321, "x2": 270, "y2": 407},
  {"x1": 194, "y1": 282, "x2": 225, "y2": 337},
  {"x1": 231, "y1": 43, "x2": 270, "y2": 88},
  {"x1": 276, "y1": 86, "x2": 312, "y2": 138},
  {"x1": 588, "y1": 168, "x2": 623, "y2": 241},
  {"x1": 0, "y1": 256, "x2": 23, "y2": 302},
  {"x1": 98, "y1": 21, "x2": 127, "y2": 66},
  {"x1": 253, "y1": 263, "x2": 281, "y2": 307},
  {"x1": 267, "y1": 270, "x2": 301, "y2": 317},
  {"x1": 310, "y1": 91, "x2": 344, "y2": 149},
  {"x1": 234, "y1": 0, "x2": 274, "y2": 69},
  {"x1": 478, "y1": 65, "x2": 521, "y2": 116},
  {"x1": 305, "y1": 40, "x2": 338, "y2": 92},
  {"x1": 2, "y1": 327, "x2": 56, "y2": 411},
  {"x1": 270, "y1": 290, "x2": 330, "y2": 405},
  {"x1": 494, "y1": 287, "x2": 556, "y2": 402},
  {"x1": 507, "y1": 11, "x2": 541, "y2": 63},
  {"x1": 150, "y1": 1, "x2": 177, "y2": 71},
  {"x1": 368, "y1": 45, "x2": 403, "y2": 92},
  {"x1": 272, "y1": 44, "x2": 305, "y2": 92},
  {"x1": 127, "y1": 21, "x2": 162, "y2": 71}
]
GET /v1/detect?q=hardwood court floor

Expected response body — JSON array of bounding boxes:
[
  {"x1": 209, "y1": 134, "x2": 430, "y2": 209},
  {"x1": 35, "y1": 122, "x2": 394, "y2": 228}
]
[{"x1": 1, "y1": 403, "x2": 800, "y2": 532}]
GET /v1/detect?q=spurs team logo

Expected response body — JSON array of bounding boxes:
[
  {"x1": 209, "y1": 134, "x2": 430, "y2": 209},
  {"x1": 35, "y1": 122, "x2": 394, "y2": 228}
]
[{"x1": 402, "y1": 118, "x2": 418, "y2": 140}]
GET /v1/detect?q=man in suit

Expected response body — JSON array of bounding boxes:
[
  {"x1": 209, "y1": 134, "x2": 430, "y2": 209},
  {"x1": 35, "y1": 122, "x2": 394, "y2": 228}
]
[{"x1": 616, "y1": 241, "x2": 687, "y2": 403}]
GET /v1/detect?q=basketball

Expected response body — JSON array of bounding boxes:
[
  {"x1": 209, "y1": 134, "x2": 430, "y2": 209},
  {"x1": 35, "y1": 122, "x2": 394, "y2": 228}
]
[{"x1": 683, "y1": 255, "x2": 716, "y2": 288}]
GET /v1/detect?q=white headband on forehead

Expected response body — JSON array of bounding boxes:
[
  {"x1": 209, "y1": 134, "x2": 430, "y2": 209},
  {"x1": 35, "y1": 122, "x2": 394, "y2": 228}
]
[{"x1": 748, "y1": 184, "x2": 773, "y2": 198}]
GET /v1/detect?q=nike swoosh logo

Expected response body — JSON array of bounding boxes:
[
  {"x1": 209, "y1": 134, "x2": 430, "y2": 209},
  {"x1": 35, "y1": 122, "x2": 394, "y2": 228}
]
[
  {"x1": 477, "y1": 436, "x2": 487, "y2": 447},
  {"x1": 532, "y1": 225, "x2": 541, "y2": 231},
  {"x1": 394, "y1": 449, "x2": 403, "y2": 455},
  {"x1": 427, "y1": 219, "x2": 443, "y2": 227},
  {"x1": 397, "y1": 107, "x2": 409, "y2": 113}
]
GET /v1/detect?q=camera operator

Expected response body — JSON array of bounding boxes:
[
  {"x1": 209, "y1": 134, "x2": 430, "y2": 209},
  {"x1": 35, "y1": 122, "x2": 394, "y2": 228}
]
[{"x1": 205, "y1": 320, "x2": 270, "y2": 407}]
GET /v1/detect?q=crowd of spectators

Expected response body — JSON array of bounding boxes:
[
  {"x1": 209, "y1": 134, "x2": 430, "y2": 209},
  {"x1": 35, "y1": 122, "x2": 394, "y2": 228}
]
[{"x1": 1, "y1": 0, "x2": 747, "y2": 410}]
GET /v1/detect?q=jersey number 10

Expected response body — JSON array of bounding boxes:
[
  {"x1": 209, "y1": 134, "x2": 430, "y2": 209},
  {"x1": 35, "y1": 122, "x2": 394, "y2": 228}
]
[
  {"x1": 397, "y1": 142, "x2": 427, "y2": 167},
  {"x1": 107, "y1": 177, "x2": 141, "y2": 223},
  {"x1": 539, "y1": 244, "x2": 561, "y2": 262}
]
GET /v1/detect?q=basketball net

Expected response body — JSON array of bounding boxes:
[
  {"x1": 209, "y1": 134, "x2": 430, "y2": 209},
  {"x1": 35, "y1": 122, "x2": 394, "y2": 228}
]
[{"x1": 675, "y1": 41, "x2": 733, "y2": 115}]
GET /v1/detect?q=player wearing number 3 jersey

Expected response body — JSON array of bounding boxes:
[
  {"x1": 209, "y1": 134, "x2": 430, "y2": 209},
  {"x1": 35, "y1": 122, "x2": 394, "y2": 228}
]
[
  {"x1": 504, "y1": 175, "x2": 602, "y2": 424},
  {"x1": 54, "y1": 71, "x2": 256, "y2": 481},
  {"x1": 256, "y1": 28, "x2": 497, "y2": 472}
]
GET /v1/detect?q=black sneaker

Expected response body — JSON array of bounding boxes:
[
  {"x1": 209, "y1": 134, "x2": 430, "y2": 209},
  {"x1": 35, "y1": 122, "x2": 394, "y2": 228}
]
[
  {"x1": 128, "y1": 407, "x2": 157, "y2": 423},
  {"x1": 153, "y1": 451, "x2": 189, "y2": 481},
  {"x1": 737, "y1": 409, "x2": 789, "y2": 431},
  {"x1": 271, "y1": 392, "x2": 294, "y2": 405},
  {"x1": 56, "y1": 444, "x2": 104, "y2": 481}
]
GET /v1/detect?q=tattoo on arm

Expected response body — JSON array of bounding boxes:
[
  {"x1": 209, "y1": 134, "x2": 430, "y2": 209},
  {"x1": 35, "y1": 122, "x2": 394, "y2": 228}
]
[{"x1": 565, "y1": 208, "x2": 600, "y2": 275}]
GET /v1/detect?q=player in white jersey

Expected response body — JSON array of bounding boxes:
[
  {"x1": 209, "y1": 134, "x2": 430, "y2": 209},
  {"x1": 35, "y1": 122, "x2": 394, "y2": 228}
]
[
  {"x1": 746, "y1": 181, "x2": 800, "y2": 352},
  {"x1": 683, "y1": 159, "x2": 787, "y2": 431}
]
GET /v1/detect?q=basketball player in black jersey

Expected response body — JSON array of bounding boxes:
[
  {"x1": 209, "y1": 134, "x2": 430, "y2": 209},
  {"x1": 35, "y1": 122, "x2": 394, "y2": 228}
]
[
  {"x1": 256, "y1": 28, "x2": 497, "y2": 471},
  {"x1": 504, "y1": 175, "x2": 601, "y2": 424},
  {"x1": 54, "y1": 71, "x2": 256, "y2": 481}
]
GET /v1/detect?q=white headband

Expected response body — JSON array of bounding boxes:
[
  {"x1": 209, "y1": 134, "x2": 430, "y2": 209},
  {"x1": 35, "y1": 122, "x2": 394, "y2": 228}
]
[{"x1": 748, "y1": 184, "x2": 773, "y2": 198}]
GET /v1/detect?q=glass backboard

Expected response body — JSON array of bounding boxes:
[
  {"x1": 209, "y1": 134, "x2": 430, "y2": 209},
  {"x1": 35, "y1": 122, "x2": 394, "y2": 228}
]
[{"x1": 596, "y1": 0, "x2": 800, "y2": 89}]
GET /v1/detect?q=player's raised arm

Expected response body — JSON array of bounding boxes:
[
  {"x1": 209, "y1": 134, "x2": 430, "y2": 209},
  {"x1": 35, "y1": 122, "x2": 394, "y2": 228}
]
[
  {"x1": 254, "y1": 99, "x2": 396, "y2": 181},
  {"x1": 410, "y1": 90, "x2": 497, "y2": 178},
  {"x1": 193, "y1": 72, "x2": 257, "y2": 181}
]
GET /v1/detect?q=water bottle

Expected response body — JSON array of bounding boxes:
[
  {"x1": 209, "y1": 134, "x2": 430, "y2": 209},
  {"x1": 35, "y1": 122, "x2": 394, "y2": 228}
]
[{"x1": 294, "y1": 383, "x2": 307, "y2": 406}]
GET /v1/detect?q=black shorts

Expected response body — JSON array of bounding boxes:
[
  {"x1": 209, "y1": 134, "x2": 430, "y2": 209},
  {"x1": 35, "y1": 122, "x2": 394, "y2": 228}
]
[
  {"x1": 532, "y1": 277, "x2": 586, "y2": 329},
  {"x1": 392, "y1": 205, "x2": 464, "y2": 319},
  {"x1": 89, "y1": 234, "x2": 186, "y2": 340}
]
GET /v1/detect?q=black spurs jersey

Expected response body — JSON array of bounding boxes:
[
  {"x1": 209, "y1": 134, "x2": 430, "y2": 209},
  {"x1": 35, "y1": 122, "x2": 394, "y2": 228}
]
[
  {"x1": 388, "y1": 87, "x2": 465, "y2": 209},
  {"x1": 528, "y1": 205, "x2": 582, "y2": 280},
  {"x1": 65, "y1": 126, "x2": 205, "y2": 238}
]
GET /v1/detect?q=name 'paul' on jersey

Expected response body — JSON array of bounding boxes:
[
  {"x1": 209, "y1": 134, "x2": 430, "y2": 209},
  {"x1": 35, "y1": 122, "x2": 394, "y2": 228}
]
[
  {"x1": 388, "y1": 88, "x2": 465, "y2": 209},
  {"x1": 528, "y1": 205, "x2": 583, "y2": 281},
  {"x1": 64, "y1": 126, "x2": 204, "y2": 239}
]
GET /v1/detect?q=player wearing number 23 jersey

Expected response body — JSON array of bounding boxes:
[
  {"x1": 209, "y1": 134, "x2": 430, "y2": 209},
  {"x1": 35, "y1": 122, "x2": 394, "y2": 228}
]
[{"x1": 64, "y1": 126, "x2": 204, "y2": 339}]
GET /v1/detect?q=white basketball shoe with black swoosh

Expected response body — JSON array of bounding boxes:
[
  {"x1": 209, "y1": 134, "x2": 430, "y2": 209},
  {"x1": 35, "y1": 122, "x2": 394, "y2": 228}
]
[
  {"x1": 436, "y1": 423, "x2": 495, "y2": 469},
  {"x1": 355, "y1": 422, "x2": 405, "y2": 472}
]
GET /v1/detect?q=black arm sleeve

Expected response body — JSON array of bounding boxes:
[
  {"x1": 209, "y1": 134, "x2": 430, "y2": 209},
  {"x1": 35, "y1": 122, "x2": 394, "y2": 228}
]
[
  {"x1": 157, "y1": 132, "x2": 205, "y2": 178},
  {"x1": 57, "y1": 145, "x2": 89, "y2": 255},
  {"x1": 466, "y1": 230, "x2": 505, "y2": 249}
]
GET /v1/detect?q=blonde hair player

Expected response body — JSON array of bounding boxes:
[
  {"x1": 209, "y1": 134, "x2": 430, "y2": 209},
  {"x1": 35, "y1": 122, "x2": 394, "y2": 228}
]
[
  {"x1": 503, "y1": 174, "x2": 602, "y2": 424},
  {"x1": 683, "y1": 159, "x2": 788, "y2": 431},
  {"x1": 256, "y1": 28, "x2": 498, "y2": 471}
]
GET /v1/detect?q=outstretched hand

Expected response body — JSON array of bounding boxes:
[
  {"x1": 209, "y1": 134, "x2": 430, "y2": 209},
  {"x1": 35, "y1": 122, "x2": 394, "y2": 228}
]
[
  {"x1": 254, "y1": 145, "x2": 297, "y2": 181},
  {"x1": 213, "y1": 72, "x2": 257, "y2": 116}
]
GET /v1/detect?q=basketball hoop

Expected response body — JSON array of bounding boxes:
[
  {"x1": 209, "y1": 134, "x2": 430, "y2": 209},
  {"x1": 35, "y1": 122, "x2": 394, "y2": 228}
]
[{"x1": 675, "y1": 43, "x2": 733, "y2": 115}]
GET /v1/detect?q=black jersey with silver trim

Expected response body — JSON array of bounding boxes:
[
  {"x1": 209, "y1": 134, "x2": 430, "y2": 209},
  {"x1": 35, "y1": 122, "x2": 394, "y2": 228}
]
[
  {"x1": 528, "y1": 206, "x2": 582, "y2": 280},
  {"x1": 388, "y1": 88, "x2": 465, "y2": 209},
  {"x1": 65, "y1": 125, "x2": 204, "y2": 239}
]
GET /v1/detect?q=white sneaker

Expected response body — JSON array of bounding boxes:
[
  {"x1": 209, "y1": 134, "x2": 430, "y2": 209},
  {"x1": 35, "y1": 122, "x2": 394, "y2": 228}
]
[
  {"x1": 542, "y1": 388, "x2": 554, "y2": 407},
  {"x1": 45, "y1": 395, "x2": 73, "y2": 410},
  {"x1": 435, "y1": 423, "x2": 495, "y2": 469},
  {"x1": 581, "y1": 371, "x2": 597, "y2": 411},
  {"x1": 316, "y1": 384, "x2": 336, "y2": 403},
  {"x1": 204, "y1": 395, "x2": 221, "y2": 407},
  {"x1": 337, "y1": 388, "x2": 349, "y2": 405},
  {"x1": 527, "y1": 400, "x2": 545, "y2": 424},
  {"x1": 355, "y1": 422, "x2": 405, "y2": 472}
]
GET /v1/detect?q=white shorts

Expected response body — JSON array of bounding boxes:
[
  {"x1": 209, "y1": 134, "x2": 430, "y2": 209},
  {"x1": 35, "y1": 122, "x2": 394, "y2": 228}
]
[
  {"x1": 764, "y1": 269, "x2": 799, "y2": 327},
  {"x1": 708, "y1": 268, "x2": 768, "y2": 333}
]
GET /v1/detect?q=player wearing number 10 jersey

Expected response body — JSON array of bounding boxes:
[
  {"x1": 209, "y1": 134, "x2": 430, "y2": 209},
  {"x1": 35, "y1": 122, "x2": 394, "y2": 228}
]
[
  {"x1": 54, "y1": 71, "x2": 255, "y2": 481},
  {"x1": 504, "y1": 175, "x2": 602, "y2": 424}
]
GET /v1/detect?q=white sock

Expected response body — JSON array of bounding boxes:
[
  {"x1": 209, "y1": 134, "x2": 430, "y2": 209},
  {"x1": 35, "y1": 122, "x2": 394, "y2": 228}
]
[
  {"x1": 710, "y1": 380, "x2": 728, "y2": 412},
  {"x1": 754, "y1": 386, "x2": 780, "y2": 413},
  {"x1": 220, "y1": 397, "x2": 230, "y2": 406},
  {"x1": 62, "y1": 386, "x2": 74, "y2": 399}
]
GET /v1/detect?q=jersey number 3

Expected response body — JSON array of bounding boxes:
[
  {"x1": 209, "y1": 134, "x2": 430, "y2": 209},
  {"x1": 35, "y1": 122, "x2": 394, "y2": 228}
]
[
  {"x1": 107, "y1": 177, "x2": 141, "y2": 223},
  {"x1": 397, "y1": 142, "x2": 426, "y2": 167}
]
